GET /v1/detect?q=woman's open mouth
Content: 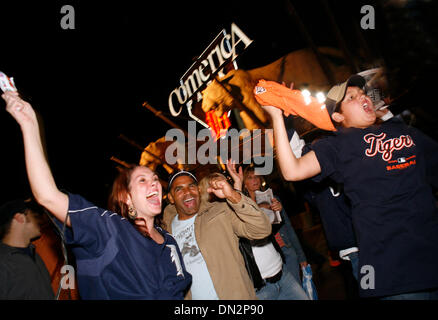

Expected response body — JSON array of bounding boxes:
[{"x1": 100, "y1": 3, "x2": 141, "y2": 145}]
[{"x1": 146, "y1": 191, "x2": 161, "y2": 206}]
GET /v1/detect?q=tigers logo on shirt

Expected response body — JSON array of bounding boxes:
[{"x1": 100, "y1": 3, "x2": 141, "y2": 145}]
[{"x1": 363, "y1": 133, "x2": 417, "y2": 171}]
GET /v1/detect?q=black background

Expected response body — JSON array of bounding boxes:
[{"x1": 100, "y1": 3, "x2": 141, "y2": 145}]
[{"x1": 1, "y1": 0, "x2": 436, "y2": 206}]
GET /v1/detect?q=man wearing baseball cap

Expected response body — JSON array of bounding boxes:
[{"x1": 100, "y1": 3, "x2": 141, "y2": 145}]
[
  {"x1": 163, "y1": 170, "x2": 272, "y2": 300},
  {"x1": 0, "y1": 198, "x2": 54, "y2": 299}
]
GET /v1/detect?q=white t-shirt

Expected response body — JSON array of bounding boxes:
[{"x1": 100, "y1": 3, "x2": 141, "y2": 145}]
[
  {"x1": 252, "y1": 242, "x2": 283, "y2": 279},
  {"x1": 171, "y1": 214, "x2": 219, "y2": 300}
]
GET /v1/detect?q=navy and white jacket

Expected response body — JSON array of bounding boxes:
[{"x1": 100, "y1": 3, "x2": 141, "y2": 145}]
[{"x1": 56, "y1": 193, "x2": 192, "y2": 300}]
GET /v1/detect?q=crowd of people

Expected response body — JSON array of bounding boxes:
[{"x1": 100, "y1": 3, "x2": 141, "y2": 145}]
[{"x1": 1, "y1": 70, "x2": 438, "y2": 300}]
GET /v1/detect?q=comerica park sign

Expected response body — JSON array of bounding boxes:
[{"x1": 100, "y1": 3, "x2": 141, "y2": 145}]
[{"x1": 168, "y1": 23, "x2": 252, "y2": 119}]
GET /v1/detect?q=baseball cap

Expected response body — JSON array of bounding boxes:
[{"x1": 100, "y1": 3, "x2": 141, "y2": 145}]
[
  {"x1": 167, "y1": 170, "x2": 198, "y2": 192},
  {"x1": 325, "y1": 74, "x2": 366, "y2": 116}
]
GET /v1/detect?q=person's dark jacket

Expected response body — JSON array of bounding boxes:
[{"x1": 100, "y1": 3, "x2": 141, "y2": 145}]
[{"x1": 0, "y1": 242, "x2": 54, "y2": 299}]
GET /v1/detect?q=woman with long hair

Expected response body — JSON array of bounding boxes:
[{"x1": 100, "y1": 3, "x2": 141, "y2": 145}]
[{"x1": 2, "y1": 91, "x2": 191, "y2": 299}]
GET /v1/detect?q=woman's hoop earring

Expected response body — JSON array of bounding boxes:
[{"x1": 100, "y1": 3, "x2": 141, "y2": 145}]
[{"x1": 128, "y1": 205, "x2": 137, "y2": 219}]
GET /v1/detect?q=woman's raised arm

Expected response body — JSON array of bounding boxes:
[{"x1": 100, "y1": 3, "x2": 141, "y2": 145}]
[{"x1": 2, "y1": 91, "x2": 70, "y2": 225}]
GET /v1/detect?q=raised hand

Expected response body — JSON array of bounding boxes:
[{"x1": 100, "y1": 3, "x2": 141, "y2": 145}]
[
  {"x1": 207, "y1": 175, "x2": 241, "y2": 204},
  {"x1": 259, "y1": 81, "x2": 294, "y2": 119},
  {"x1": 2, "y1": 91, "x2": 37, "y2": 128},
  {"x1": 261, "y1": 104, "x2": 283, "y2": 119},
  {"x1": 2, "y1": 89, "x2": 69, "y2": 226},
  {"x1": 226, "y1": 159, "x2": 243, "y2": 191}
]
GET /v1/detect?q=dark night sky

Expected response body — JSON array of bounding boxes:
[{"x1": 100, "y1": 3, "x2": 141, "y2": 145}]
[{"x1": 0, "y1": 0, "x2": 435, "y2": 206}]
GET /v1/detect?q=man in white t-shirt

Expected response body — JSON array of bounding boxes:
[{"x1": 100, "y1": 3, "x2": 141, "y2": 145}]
[
  {"x1": 163, "y1": 171, "x2": 272, "y2": 300},
  {"x1": 171, "y1": 211, "x2": 218, "y2": 299}
]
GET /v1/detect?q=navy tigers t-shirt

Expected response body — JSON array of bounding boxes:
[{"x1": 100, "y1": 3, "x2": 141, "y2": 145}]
[
  {"x1": 56, "y1": 193, "x2": 192, "y2": 299},
  {"x1": 310, "y1": 118, "x2": 438, "y2": 298}
]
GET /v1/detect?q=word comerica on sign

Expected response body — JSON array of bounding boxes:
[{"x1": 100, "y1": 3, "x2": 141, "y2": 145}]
[{"x1": 168, "y1": 23, "x2": 252, "y2": 118}]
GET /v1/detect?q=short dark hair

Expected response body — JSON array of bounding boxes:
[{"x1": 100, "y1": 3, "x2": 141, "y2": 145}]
[{"x1": 0, "y1": 198, "x2": 44, "y2": 240}]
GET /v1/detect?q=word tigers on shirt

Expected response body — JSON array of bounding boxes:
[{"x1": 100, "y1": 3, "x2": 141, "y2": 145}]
[{"x1": 363, "y1": 133, "x2": 415, "y2": 162}]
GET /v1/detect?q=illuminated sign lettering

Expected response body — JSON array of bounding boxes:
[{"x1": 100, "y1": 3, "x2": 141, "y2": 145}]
[{"x1": 168, "y1": 23, "x2": 252, "y2": 118}]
